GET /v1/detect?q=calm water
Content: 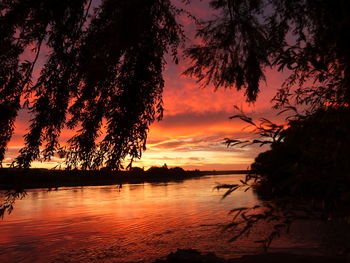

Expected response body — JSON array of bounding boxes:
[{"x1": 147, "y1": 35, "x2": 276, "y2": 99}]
[{"x1": 0, "y1": 174, "x2": 347, "y2": 262}]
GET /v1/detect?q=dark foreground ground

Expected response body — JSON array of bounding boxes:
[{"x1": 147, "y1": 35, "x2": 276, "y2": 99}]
[
  {"x1": 155, "y1": 249, "x2": 350, "y2": 263},
  {"x1": 0, "y1": 168, "x2": 247, "y2": 190}
]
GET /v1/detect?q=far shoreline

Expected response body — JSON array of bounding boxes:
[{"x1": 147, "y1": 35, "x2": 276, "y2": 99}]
[{"x1": 0, "y1": 167, "x2": 248, "y2": 191}]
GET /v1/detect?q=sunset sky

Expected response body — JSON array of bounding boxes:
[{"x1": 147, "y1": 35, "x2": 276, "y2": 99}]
[{"x1": 3, "y1": 0, "x2": 288, "y2": 170}]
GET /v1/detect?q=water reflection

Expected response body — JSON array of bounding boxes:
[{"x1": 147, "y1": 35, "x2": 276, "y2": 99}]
[
  {"x1": 0, "y1": 190, "x2": 27, "y2": 219},
  {"x1": 0, "y1": 174, "x2": 344, "y2": 263}
]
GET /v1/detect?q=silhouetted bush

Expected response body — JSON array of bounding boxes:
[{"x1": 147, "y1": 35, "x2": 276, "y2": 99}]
[
  {"x1": 252, "y1": 107, "x2": 350, "y2": 208},
  {"x1": 129, "y1": 167, "x2": 145, "y2": 176},
  {"x1": 169, "y1": 167, "x2": 186, "y2": 175},
  {"x1": 220, "y1": 107, "x2": 350, "y2": 249},
  {"x1": 145, "y1": 165, "x2": 188, "y2": 177},
  {"x1": 146, "y1": 166, "x2": 169, "y2": 176}
]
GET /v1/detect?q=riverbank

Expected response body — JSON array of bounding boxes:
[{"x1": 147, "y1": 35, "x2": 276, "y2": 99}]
[
  {"x1": 0, "y1": 167, "x2": 248, "y2": 190},
  {"x1": 155, "y1": 249, "x2": 349, "y2": 263}
]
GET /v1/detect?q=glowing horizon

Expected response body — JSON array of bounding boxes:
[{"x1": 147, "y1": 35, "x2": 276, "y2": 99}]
[{"x1": 1, "y1": 0, "x2": 288, "y2": 170}]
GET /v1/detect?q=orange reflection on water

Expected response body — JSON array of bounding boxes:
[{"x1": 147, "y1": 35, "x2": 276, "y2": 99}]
[
  {"x1": 1, "y1": 174, "x2": 338, "y2": 263},
  {"x1": 0, "y1": 174, "x2": 257, "y2": 262}
]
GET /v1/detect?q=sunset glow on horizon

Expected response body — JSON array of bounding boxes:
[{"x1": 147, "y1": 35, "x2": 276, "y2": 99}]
[
  {"x1": 3, "y1": 60, "x2": 285, "y2": 170},
  {"x1": 2, "y1": 0, "x2": 288, "y2": 170}
]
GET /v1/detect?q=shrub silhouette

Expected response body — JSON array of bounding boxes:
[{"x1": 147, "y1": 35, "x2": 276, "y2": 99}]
[{"x1": 252, "y1": 107, "x2": 350, "y2": 207}]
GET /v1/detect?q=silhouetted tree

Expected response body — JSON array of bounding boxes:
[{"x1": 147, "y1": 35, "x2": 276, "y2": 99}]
[
  {"x1": 185, "y1": 0, "x2": 350, "y2": 107},
  {"x1": 220, "y1": 106, "x2": 350, "y2": 249},
  {"x1": 0, "y1": 0, "x2": 183, "y2": 169},
  {"x1": 1, "y1": 0, "x2": 349, "y2": 170},
  {"x1": 204, "y1": 0, "x2": 350, "y2": 205},
  {"x1": 189, "y1": 0, "x2": 350, "y2": 248}
]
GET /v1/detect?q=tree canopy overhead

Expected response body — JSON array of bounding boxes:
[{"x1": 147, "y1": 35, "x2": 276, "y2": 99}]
[
  {"x1": 185, "y1": 0, "x2": 350, "y2": 107},
  {"x1": 0, "y1": 0, "x2": 183, "y2": 169},
  {"x1": 1, "y1": 0, "x2": 349, "y2": 169}
]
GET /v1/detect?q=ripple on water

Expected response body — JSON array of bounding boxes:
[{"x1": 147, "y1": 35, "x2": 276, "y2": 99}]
[{"x1": 1, "y1": 174, "x2": 345, "y2": 262}]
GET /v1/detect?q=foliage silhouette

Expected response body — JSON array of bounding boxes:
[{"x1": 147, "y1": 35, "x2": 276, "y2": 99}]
[
  {"x1": 2, "y1": 0, "x2": 350, "y2": 250},
  {"x1": 146, "y1": 165, "x2": 186, "y2": 176},
  {"x1": 252, "y1": 108, "x2": 350, "y2": 204},
  {"x1": 184, "y1": 0, "x2": 350, "y2": 106},
  {"x1": 0, "y1": 0, "x2": 184, "y2": 169},
  {"x1": 183, "y1": 0, "x2": 350, "y2": 250},
  {"x1": 218, "y1": 105, "x2": 350, "y2": 250},
  {"x1": 2, "y1": 0, "x2": 349, "y2": 170},
  {"x1": 0, "y1": 190, "x2": 27, "y2": 219}
]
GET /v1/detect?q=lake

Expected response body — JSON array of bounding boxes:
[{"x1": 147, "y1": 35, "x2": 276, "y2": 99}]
[{"x1": 0, "y1": 174, "x2": 347, "y2": 262}]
